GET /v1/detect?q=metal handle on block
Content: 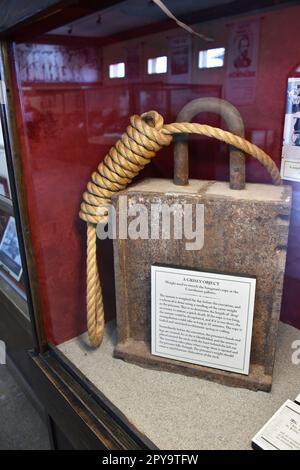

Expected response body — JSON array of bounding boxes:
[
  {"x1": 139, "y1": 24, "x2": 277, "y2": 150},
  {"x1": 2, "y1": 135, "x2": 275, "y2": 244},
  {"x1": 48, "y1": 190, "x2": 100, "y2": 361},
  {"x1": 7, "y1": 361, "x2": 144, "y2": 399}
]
[{"x1": 173, "y1": 97, "x2": 246, "y2": 190}]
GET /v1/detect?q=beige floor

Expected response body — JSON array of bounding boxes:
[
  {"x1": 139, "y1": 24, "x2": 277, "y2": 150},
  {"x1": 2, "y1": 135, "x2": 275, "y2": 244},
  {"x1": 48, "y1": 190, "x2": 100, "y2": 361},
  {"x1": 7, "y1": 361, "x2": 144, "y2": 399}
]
[{"x1": 58, "y1": 321, "x2": 300, "y2": 450}]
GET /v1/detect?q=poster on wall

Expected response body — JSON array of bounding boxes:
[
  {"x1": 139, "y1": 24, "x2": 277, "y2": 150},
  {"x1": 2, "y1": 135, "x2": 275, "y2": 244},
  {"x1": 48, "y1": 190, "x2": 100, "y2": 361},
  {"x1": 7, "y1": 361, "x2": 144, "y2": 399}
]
[
  {"x1": 169, "y1": 34, "x2": 191, "y2": 83},
  {"x1": 280, "y1": 78, "x2": 300, "y2": 182},
  {"x1": 0, "y1": 217, "x2": 23, "y2": 281},
  {"x1": 225, "y1": 19, "x2": 261, "y2": 105},
  {"x1": 16, "y1": 44, "x2": 102, "y2": 83},
  {"x1": 124, "y1": 44, "x2": 141, "y2": 81}
]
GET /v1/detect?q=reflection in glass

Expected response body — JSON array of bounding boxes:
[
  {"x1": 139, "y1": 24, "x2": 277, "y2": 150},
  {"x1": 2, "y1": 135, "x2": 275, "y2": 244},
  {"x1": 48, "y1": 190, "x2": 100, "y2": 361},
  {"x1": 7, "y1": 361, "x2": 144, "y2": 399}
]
[
  {"x1": 0, "y1": 216, "x2": 23, "y2": 281},
  {"x1": 109, "y1": 62, "x2": 125, "y2": 79},
  {"x1": 0, "y1": 120, "x2": 11, "y2": 198},
  {"x1": 198, "y1": 47, "x2": 225, "y2": 69},
  {"x1": 147, "y1": 56, "x2": 168, "y2": 74},
  {"x1": 11, "y1": 1, "x2": 300, "y2": 343}
]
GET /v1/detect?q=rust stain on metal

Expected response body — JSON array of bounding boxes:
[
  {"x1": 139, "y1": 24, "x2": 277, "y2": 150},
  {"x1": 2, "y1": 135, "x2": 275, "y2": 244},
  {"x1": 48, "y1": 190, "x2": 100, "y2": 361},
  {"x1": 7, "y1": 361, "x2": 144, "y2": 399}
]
[{"x1": 112, "y1": 179, "x2": 292, "y2": 392}]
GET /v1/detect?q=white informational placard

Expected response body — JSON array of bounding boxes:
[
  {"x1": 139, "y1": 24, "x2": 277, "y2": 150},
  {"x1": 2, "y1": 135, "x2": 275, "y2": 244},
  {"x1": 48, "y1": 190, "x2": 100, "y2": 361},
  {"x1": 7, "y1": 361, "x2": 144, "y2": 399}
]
[
  {"x1": 281, "y1": 78, "x2": 300, "y2": 182},
  {"x1": 151, "y1": 265, "x2": 256, "y2": 375},
  {"x1": 252, "y1": 400, "x2": 300, "y2": 450}
]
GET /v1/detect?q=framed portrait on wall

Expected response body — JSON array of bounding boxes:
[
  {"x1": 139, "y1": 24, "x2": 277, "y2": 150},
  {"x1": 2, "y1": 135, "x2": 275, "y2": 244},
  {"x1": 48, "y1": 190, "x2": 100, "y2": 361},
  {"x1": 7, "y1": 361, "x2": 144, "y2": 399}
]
[{"x1": 0, "y1": 217, "x2": 23, "y2": 281}]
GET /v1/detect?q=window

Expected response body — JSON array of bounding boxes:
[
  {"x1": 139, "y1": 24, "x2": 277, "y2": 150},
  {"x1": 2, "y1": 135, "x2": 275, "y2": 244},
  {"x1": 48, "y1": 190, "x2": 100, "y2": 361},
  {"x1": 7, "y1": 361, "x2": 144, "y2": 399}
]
[
  {"x1": 109, "y1": 62, "x2": 125, "y2": 79},
  {"x1": 147, "y1": 56, "x2": 167, "y2": 75},
  {"x1": 198, "y1": 47, "x2": 225, "y2": 69}
]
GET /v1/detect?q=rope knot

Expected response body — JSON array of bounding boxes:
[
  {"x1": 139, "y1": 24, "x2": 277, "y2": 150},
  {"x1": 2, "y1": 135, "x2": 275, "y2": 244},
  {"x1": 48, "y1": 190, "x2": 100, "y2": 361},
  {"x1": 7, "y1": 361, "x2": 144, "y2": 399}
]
[{"x1": 79, "y1": 111, "x2": 171, "y2": 226}]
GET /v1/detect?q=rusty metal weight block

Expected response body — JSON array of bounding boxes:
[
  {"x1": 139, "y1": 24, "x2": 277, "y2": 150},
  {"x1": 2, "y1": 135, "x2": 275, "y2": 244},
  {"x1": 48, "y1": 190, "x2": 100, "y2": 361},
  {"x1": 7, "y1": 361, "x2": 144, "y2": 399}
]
[{"x1": 112, "y1": 99, "x2": 292, "y2": 391}]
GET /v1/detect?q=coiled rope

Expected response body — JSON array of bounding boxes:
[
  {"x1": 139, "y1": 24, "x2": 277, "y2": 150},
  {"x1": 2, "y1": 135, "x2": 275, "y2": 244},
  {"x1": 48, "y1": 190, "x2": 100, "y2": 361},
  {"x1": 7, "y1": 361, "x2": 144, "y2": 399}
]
[{"x1": 79, "y1": 110, "x2": 281, "y2": 347}]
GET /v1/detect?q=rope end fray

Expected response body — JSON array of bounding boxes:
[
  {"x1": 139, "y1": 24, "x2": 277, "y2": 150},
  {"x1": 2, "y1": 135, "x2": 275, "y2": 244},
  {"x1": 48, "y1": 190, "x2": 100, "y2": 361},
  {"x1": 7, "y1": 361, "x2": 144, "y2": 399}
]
[{"x1": 151, "y1": 0, "x2": 214, "y2": 43}]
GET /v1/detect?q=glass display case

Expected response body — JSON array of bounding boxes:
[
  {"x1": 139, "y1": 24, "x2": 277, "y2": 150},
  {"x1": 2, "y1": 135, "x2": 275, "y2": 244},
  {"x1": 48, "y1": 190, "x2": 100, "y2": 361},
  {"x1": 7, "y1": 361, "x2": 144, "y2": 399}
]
[{"x1": 1, "y1": 0, "x2": 300, "y2": 450}]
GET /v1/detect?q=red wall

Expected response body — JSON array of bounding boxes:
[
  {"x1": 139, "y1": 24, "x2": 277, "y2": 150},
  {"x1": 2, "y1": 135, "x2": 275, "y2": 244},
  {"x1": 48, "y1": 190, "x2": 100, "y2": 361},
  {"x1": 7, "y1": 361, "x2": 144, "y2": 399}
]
[{"x1": 11, "y1": 5, "x2": 300, "y2": 344}]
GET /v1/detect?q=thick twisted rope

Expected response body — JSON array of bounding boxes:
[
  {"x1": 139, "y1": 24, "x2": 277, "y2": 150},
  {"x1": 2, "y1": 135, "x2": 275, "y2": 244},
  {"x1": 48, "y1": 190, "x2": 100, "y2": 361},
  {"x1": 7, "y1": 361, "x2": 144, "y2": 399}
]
[{"x1": 79, "y1": 110, "x2": 281, "y2": 347}]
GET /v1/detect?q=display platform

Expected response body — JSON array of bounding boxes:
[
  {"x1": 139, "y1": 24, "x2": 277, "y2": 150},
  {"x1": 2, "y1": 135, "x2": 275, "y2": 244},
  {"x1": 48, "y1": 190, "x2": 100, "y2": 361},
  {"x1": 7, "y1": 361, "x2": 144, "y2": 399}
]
[{"x1": 58, "y1": 321, "x2": 300, "y2": 450}]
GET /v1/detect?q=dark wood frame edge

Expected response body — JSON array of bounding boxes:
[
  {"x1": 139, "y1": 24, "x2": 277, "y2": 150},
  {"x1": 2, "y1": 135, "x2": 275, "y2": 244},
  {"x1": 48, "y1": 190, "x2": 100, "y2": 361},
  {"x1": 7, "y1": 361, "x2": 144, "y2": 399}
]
[
  {"x1": 0, "y1": 40, "x2": 47, "y2": 351},
  {"x1": 49, "y1": 344, "x2": 158, "y2": 450},
  {"x1": 29, "y1": 349, "x2": 156, "y2": 449}
]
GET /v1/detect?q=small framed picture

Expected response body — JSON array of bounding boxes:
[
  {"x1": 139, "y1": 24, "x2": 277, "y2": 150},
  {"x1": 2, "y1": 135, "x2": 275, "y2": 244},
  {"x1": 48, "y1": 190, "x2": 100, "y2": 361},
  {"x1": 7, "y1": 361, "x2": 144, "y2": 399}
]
[
  {"x1": 0, "y1": 175, "x2": 10, "y2": 198},
  {"x1": 0, "y1": 216, "x2": 23, "y2": 281}
]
